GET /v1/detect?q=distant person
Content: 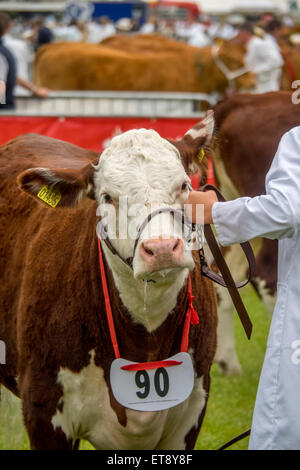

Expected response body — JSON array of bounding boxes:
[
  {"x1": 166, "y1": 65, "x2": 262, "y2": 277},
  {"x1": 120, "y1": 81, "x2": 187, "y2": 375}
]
[
  {"x1": 187, "y1": 17, "x2": 211, "y2": 47},
  {"x1": 139, "y1": 16, "x2": 157, "y2": 35},
  {"x1": 52, "y1": 20, "x2": 80, "y2": 42},
  {"x1": 238, "y1": 23, "x2": 283, "y2": 93},
  {"x1": 97, "y1": 16, "x2": 116, "y2": 42},
  {"x1": 116, "y1": 18, "x2": 133, "y2": 34},
  {"x1": 77, "y1": 20, "x2": 88, "y2": 42},
  {"x1": 3, "y1": 30, "x2": 33, "y2": 96},
  {"x1": 208, "y1": 19, "x2": 238, "y2": 40},
  {"x1": 0, "y1": 12, "x2": 49, "y2": 110},
  {"x1": 0, "y1": 12, "x2": 16, "y2": 108},
  {"x1": 31, "y1": 16, "x2": 54, "y2": 50},
  {"x1": 158, "y1": 19, "x2": 175, "y2": 39},
  {"x1": 0, "y1": 65, "x2": 6, "y2": 105},
  {"x1": 264, "y1": 18, "x2": 283, "y2": 51},
  {"x1": 86, "y1": 16, "x2": 115, "y2": 43}
]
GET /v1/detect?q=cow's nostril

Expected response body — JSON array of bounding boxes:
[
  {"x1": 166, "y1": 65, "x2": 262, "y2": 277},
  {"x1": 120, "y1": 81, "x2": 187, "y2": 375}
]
[
  {"x1": 173, "y1": 240, "x2": 179, "y2": 252},
  {"x1": 144, "y1": 246, "x2": 154, "y2": 256}
]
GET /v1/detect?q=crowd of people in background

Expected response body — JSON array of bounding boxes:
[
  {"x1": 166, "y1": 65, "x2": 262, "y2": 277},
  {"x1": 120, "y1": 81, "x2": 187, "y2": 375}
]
[
  {"x1": 5, "y1": 11, "x2": 294, "y2": 47},
  {"x1": 0, "y1": 8, "x2": 297, "y2": 108}
]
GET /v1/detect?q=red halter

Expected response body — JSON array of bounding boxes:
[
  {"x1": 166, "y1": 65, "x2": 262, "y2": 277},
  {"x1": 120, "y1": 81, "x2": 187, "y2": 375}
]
[{"x1": 97, "y1": 238, "x2": 199, "y2": 371}]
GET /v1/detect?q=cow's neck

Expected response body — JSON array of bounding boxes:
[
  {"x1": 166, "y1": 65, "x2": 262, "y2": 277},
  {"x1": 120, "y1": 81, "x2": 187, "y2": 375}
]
[{"x1": 102, "y1": 244, "x2": 189, "y2": 334}]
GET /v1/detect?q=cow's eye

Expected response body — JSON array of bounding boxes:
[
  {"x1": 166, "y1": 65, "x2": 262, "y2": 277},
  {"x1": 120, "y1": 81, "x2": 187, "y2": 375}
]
[
  {"x1": 181, "y1": 182, "x2": 189, "y2": 191},
  {"x1": 103, "y1": 194, "x2": 112, "y2": 203}
]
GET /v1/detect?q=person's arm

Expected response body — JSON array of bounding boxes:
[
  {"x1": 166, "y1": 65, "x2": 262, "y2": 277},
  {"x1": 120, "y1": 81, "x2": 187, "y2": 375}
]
[
  {"x1": 187, "y1": 127, "x2": 300, "y2": 246},
  {"x1": 16, "y1": 76, "x2": 49, "y2": 98},
  {"x1": 0, "y1": 53, "x2": 8, "y2": 104},
  {"x1": 0, "y1": 80, "x2": 5, "y2": 103},
  {"x1": 214, "y1": 128, "x2": 300, "y2": 245}
]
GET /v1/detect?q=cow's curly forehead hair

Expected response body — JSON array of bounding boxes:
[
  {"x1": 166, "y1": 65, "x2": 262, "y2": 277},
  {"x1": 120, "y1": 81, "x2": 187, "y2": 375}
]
[
  {"x1": 93, "y1": 129, "x2": 186, "y2": 200},
  {"x1": 97, "y1": 128, "x2": 181, "y2": 164}
]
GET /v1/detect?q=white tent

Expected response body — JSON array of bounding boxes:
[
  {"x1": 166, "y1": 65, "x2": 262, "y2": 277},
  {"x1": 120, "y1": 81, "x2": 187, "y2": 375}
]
[
  {"x1": 199, "y1": 0, "x2": 235, "y2": 15},
  {"x1": 199, "y1": 0, "x2": 289, "y2": 15},
  {"x1": 231, "y1": 0, "x2": 287, "y2": 14}
]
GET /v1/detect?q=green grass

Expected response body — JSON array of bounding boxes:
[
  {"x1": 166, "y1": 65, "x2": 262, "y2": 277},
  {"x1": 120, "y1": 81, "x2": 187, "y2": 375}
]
[
  {"x1": 0, "y1": 387, "x2": 29, "y2": 449},
  {"x1": 196, "y1": 286, "x2": 271, "y2": 450},
  {"x1": 0, "y1": 286, "x2": 270, "y2": 450}
]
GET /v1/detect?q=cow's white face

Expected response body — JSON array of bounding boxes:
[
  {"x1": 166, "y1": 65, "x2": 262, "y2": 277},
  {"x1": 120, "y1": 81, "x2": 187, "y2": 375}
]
[
  {"x1": 18, "y1": 111, "x2": 214, "y2": 330},
  {"x1": 94, "y1": 129, "x2": 194, "y2": 281}
]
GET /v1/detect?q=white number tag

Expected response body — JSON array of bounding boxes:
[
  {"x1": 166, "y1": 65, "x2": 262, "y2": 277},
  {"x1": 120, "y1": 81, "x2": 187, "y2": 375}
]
[{"x1": 110, "y1": 352, "x2": 194, "y2": 411}]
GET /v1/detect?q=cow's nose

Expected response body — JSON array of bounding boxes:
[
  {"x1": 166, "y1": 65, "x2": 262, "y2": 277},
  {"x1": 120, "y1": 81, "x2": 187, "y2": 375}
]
[{"x1": 140, "y1": 237, "x2": 183, "y2": 267}]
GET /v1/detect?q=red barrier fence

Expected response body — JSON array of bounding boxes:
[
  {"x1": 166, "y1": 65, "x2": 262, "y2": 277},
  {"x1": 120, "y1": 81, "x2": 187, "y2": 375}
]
[{"x1": 0, "y1": 116, "x2": 215, "y2": 186}]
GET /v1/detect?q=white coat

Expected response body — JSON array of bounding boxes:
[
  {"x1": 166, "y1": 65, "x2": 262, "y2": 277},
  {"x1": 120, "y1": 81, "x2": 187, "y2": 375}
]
[
  {"x1": 245, "y1": 35, "x2": 283, "y2": 93},
  {"x1": 212, "y1": 126, "x2": 300, "y2": 450}
]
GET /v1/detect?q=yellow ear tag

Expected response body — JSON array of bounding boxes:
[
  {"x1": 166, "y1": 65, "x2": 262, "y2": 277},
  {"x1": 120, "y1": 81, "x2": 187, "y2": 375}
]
[
  {"x1": 197, "y1": 149, "x2": 205, "y2": 164},
  {"x1": 37, "y1": 185, "x2": 61, "y2": 208}
]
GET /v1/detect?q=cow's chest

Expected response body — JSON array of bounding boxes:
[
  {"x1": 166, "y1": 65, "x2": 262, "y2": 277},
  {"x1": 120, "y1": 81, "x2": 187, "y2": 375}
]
[{"x1": 51, "y1": 350, "x2": 206, "y2": 450}]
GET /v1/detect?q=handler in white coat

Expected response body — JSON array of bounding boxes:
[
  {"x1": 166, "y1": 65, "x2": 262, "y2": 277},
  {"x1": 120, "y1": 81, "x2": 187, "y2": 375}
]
[
  {"x1": 245, "y1": 34, "x2": 283, "y2": 93},
  {"x1": 237, "y1": 23, "x2": 283, "y2": 93},
  {"x1": 187, "y1": 125, "x2": 300, "y2": 449}
]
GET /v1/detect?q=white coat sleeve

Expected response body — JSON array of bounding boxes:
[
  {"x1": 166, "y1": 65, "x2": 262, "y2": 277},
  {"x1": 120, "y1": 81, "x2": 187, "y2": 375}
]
[{"x1": 212, "y1": 127, "x2": 300, "y2": 246}]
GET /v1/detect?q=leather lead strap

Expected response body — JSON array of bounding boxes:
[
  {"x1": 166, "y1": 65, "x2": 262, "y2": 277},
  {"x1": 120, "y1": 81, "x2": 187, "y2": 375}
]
[
  {"x1": 204, "y1": 224, "x2": 253, "y2": 339},
  {"x1": 201, "y1": 184, "x2": 255, "y2": 340},
  {"x1": 218, "y1": 429, "x2": 251, "y2": 450}
]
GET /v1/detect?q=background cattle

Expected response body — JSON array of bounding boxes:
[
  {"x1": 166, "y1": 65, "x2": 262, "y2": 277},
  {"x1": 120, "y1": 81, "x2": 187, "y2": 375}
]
[
  {"x1": 33, "y1": 35, "x2": 255, "y2": 94},
  {"x1": 280, "y1": 44, "x2": 300, "y2": 90},
  {"x1": 212, "y1": 91, "x2": 300, "y2": 374},
  {"x1": 0, "y1": 116, "x2": 218, "y2": 450}
]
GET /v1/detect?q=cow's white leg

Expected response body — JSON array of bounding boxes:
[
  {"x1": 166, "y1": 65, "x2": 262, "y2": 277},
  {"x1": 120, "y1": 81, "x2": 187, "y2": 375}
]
[
  {"x1": 212, "y1": 243, "x2": 248, "y2": 376},
  {"x1": 214, "y1": 285, "x2": 242, "y2": 376},
  {"x1": 253, "y1": 277, "x2": 276, "y2": 316},
  {"x1": 155, "y1": 377, "x2": 206, "y2": 450},
  {"x1": 212, "y1": 146, "x2": 240, "y2": 200}
]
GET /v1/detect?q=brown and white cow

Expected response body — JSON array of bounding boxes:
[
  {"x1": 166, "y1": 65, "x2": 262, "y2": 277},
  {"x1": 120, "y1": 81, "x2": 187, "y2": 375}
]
[
  {"x1": 0, "y1": 116, "x2": 217, "y2": 450},
  {"x1": 34, "y1": 36, "x2": 255, "y2": 94},
  {"x1": 212, "y1": 91, "x2": 300, "y2": 375}
]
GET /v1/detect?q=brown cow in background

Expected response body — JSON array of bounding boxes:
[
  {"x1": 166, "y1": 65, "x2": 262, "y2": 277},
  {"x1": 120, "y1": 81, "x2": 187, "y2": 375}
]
[
  {"x1": 33, "y1": 35, "x2": 255, "y2": 94},
  {"x1": 212, "y1": 91, "x2": 300, "y2": 374}
]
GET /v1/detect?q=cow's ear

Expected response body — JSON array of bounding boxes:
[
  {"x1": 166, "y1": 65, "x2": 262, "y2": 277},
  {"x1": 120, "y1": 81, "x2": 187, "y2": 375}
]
[
  {"x1": 18, "y1": 161, "x2": 96, "y2": 208},
  {"x1": 169, "y1": 110, "x2": 215, "y2": 179}
]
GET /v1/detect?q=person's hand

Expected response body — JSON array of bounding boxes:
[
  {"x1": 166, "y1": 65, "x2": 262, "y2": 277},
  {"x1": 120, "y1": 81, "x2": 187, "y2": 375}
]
[
  {"x1": 16, "y1": 76, "x2": 50, "y2": 99},
  {"x1": 33, "y1": 87, "x2": 49, "y2": 98},
  {"x1": 185, "y1": 190, "x2": 218, "y2": 225}
]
